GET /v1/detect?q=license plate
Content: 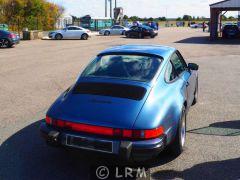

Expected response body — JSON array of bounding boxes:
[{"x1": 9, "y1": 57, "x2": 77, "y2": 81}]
[{"x1": 65, "y1": 135, "x2": 113, "y2": 153}]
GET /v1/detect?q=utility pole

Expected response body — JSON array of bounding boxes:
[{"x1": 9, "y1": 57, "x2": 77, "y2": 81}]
[
  {"x1": 105, "y1": 0, "x2": 107, "y2": 17},
  {"x1": 109, "y1": 0, "x2": 112, "y2": 19}
]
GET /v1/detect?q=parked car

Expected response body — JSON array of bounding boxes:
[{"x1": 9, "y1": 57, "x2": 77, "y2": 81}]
[
  {"x1": 125, "y1": 25, "x2": 158, "y2": 38},
  {"x1": 143, "y1": 22, "x2": 158, "y2": 30},
  {"x1": 48, "y1": 26, "x2": 91, "y2": 40},
  {"x1": 99, "y1": 25, "x2": 129, "y2": 36},
  {"x1": 0, "y1": 24, "x2": 9, "y2": 31},
  {"x1": 190, "y1": 23, "x2": 208, "y2": 29},
  {"x1": 40, "y1": 44, "x2": 199, "y2": 162},
  {"x1": 0, "y1": 30, "x2": 20, "y2": 48},
  {"x1": 222, "y1": 24, "x2": 240, "y2": 39}
]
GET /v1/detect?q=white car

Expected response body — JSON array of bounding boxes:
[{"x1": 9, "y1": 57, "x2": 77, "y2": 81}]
[
  {"x1": 48, "y1": 26, "x2": 91, "y2": 40},
  {"x1": 99, "y1": 25, "x2": 129, "y2": 36},
  {"x1": 190, "y1": 23, "x2": 208, "y2": 29}
]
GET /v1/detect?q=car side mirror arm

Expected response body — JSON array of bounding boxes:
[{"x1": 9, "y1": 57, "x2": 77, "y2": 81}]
[{"x1": 188, "y1": 63, "x2": 199, "y2": 71}]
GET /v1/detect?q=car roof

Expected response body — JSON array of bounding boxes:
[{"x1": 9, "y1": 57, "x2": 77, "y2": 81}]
[
  {"x1": 98, "y1": 44, "x2": 176, "y2": 59},
  {"x1": 67, "y1": 26, "x2": 84, "y2": 28}
]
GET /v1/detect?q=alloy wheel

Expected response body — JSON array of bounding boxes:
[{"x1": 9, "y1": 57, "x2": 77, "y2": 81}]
[{"x1": 0, "y1": 39, "x2": 9, "y2": 48}]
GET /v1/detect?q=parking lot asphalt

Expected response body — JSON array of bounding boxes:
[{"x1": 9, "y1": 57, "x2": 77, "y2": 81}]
[{"x1": 0, "y1": 27, "x2": 240, "y2": 180}]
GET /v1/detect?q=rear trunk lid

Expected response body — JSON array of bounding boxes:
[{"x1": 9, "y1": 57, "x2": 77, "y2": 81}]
[{"x1": 55, "y1": 80, "x2": 151, "y2": 129}]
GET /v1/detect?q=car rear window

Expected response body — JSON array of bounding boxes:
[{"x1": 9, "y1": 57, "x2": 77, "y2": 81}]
[
  {"x1": 81, "y1": 55, "x2": 162, "y2": 82},
  {"x1": 73, "y1": 82, "x2": 147, "y2": 100}
]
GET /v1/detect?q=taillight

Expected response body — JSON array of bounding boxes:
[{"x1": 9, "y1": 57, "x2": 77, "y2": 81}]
[
  {"x1": 8, "y1": 33, "x2": 16, "y2": 39},
  {"x1": 45, "y1": 116, "x2": 52, "y2": 124},
  {"x1": 46, "y1": 116, "x2": 164, "y2": 140}
]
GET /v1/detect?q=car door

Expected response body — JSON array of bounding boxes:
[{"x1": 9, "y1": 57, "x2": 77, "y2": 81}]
[
  {"x1": 66, "y1": 27, "x2": 81, "y2": 39},
  {"x1": 110, "y1": 26, "x2": 118, "y2": 35},
  {"x1": 115, "y1": 26, "x2": 124, "y2": 35},
  {"x1": 170, "y1": 51, "x2": 194, "y2": 109},
  {"x1": 129, "y1": 26, "x2": 138, "y2": 37}
]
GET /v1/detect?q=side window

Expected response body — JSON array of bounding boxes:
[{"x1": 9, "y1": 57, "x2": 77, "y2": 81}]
[
  {"x1": 165, "y1": 62, "x2": 177, "y2": 82},
  {"x1": 68, "y1": 27, "x2": 79, "y2": 30},
  {"x1": 131, "y1": 26, "x2": 138, "y2": 31},
  {"x1": 171, "y1": 52, "x2": 187, "y2": 75}
]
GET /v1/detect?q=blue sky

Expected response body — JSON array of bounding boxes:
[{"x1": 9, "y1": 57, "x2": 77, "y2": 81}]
[{"x1": 50, "y1": 0, "x2": 236, "y2": 18}]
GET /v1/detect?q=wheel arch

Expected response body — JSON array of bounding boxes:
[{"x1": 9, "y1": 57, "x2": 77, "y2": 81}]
[{"x1": 55, "y1": 33, "x2": 63, "y2": 38}]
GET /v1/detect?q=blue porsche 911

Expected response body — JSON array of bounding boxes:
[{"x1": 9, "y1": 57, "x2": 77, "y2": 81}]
[{"x1": 40, "y1": 44, "x2": 199, "y2": 161}]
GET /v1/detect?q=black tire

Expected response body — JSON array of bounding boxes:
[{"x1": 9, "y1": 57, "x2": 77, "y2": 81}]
[
  {"x1": 169, "y1": 107, "x2": 186, "y2": 156},
  {"x1": 126, "y1": 33, "x2": 130, "y2": 38},
  {"x1": 81, "y1": 33, "x2": 88, "y2": 40},
  {"x1": 0, "y1": 39, "x2": 11, "y2": 48},
  {"x1": 55, "y1": 33, "x2": 63, "y2": 40},
  {"x1": 192, "y1": 79, "x2": 198, "y2": 106},
  {"x1": 104, "y1": 31, "x2": 110, "y2": 36}
]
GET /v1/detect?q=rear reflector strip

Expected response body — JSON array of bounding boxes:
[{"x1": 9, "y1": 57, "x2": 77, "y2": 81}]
[{"x1": 46, "y1": 116, "x2": 164, "y2": 140}]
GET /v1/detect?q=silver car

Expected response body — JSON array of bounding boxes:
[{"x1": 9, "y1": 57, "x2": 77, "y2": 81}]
[
  {"x1": 48, "y1": 26, "x2": 91, "y2": 40},
  {"x1": 99, "y1": 25, "x2": 129, "y2": 36}
]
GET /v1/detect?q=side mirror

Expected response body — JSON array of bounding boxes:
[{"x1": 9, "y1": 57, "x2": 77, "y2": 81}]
[{"x1": 188, "y1": 63, "x2": 199, "y2": 71}]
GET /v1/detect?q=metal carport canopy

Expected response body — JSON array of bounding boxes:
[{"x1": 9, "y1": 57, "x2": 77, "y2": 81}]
[{"x1": 210, "y1": 0, "x2": 240, "y2": 40}]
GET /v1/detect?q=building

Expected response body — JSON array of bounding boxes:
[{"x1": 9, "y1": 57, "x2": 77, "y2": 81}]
[
  {"x1": 73, "y1": 15, "x2": 113, "y2": 31},
  {"x1": 56, "y1": 14, "x2": 73, "y2": 29},
  {"x1": 210, "y1": 0, "x2": 240, "y2": 40}
]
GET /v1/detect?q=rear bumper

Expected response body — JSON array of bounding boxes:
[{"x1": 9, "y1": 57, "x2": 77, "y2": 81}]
[{"x1": 40, "y1": 122, "x2": 166, "y2": 161}]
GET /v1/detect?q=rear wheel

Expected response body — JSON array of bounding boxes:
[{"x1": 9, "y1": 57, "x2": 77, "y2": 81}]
[
  {"x1": 81, "y1": 33, "x2": 88, "y2": 40},
  {"x1": 55, "y1": 34, "x2": 63, "y2": 40},
  {"x1": 0, "y1": 39, "x2": 11, "y2": 48},
  {"x1": 169, "y1": 107, "x2": 186, "y2": 156}
]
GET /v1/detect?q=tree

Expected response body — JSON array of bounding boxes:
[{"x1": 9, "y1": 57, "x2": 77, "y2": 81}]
[
  {"x1": 123, "y1": 15, "x2": 128, "y2": 20},
  {"x1": 0, "y1": 0, "x2": 64, "y2": 31},
  {"x1": 148, "y1": 17, "x2": 153, "y2": 21},
  {"x1": 228, "y1": 16, "x2": 235, "y2": 20},
  {"x1": 176, "y1": 17, "x2": 182, "y2": 21},
  {"x1": 221, "y1": 15, "x2": 227, "y2": 20},
  {"x1": 129, "y1": 16, "x2": 139, "y2": 22},
  {"x1": 183, "y1": 15, "x2": 192, "y2": 21}
]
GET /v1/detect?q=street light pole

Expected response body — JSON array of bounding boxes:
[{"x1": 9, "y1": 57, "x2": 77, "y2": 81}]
[
  {"x1": 105, "y1": 0, "x2": 107, "y2": 17},
  {"x1": 110, "y1": 0, "x2": 112, "y2": 19}
]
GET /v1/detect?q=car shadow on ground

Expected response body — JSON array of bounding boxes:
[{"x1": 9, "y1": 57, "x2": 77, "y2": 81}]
[
  {"x1": 0, "y1": 120, "x2": 176, "y2": 180},
  {"x1": 175, "y1": 36, "x2": 240, "y2": 45},
  {"x1": 41, "y1": 39, "x2": 88, "y2": 41},
  {"x1": 188, "y1": 120, "x2": 240, "y2": 136},
  {"x1": 151, "y1": 157, "x2": 240, "y2": 179}
]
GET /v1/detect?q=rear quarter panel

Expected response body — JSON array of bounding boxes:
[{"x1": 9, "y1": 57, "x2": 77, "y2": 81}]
[{"x1": 133, "y1": 61, "x2": 186, "y2": 144}]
